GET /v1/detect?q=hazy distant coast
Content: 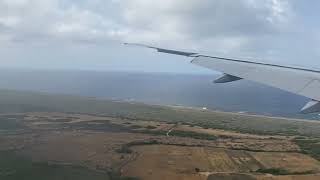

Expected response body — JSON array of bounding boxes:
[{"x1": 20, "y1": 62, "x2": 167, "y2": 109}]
[{"x1": 0, "y1": 70, "x2": 315, "y2": 119}]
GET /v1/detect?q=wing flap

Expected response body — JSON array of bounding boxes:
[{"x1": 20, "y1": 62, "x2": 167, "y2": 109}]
[
  {"x1": 214, "y1": 74, "x2": 242, "y2": 83},
  {"x1": 301, "y1": 100, "x2": 320, "y2": 114},
  {"x1": 192, "y1": 56, "x2": 320, "y2": 101}
]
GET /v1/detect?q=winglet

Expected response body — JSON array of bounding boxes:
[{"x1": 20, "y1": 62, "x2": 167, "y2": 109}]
[{"x1": 124, "y1": 43, "x2": 198, "y2": 57}]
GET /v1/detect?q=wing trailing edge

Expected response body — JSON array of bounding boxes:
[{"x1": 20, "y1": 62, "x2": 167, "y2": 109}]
[{"x1": 124, "y1": 43, "x2": 198, "y2": 57}]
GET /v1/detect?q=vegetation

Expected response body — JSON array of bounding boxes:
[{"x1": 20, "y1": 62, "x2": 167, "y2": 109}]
[
  {"x1": 256, "y1": 168, "x2": 290, "y2": 175},
  {"x1": 116, "y1": 146, "x2": 133, "y2": 154},
  {"x1": 116, "y1": 130, "x2": 217, "y2": 155},
  {"x1": 0, "y1": 90, "x2": 319, "y2": 138},
  {"x1": 46, "y1": 118, "x2": 74, "y2": 123},
  {"x1": 135, "y1": 129, "x2": 167, "y2": 136},
  {"x1": 130, "y1": 125, "x2": 143, "y2": 129},
  {"x1": 116, "y1": 140, "x2": 161, "y2": 154},
  {"x1": 0, "y1": 150, "x2": 139, "y2": 180},
  {"x1": 0, "y1": 151, "x2": 107, "y2": 180},
  {"x1": 135, "y1": 129, "x2": 217, "y2": 140},
  {"x1": 293, "y1": 138, "x2": 320, "y2": 160},
  {"x1": 256, "y1": 168, "x2": 314, "y2": 175},
  {"x1": 127, "y1": 140, "x2": 161, "y2": 146},
  {"x1": 145, "y1": 125, "x2": 157, "y2": 129},
  {"x1": 170, "y1": 130, "x2": 217, "y2": 140},
  {"x1": 63, "y1": 120, "x2": 133, "y2": 133}
]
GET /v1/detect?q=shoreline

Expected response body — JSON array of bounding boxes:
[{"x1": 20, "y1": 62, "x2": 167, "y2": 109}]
[
  {"x1": 0, "y1": 88, "x2": 319, "y2": 123},
  {"x1": 124, "y1": 100, "x2": 320, "y2": 124}
]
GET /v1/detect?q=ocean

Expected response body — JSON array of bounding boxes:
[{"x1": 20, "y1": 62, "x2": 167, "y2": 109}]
[{"x1": 0, "y1": 69, "x2": 317, "y2": 120}]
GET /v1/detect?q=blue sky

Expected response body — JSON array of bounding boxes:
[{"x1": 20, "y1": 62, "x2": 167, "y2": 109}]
[{"x1": 0, "y1": 0, "x2": 319, "y2": 74}]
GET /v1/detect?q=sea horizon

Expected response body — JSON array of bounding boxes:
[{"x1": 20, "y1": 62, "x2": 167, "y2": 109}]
[{"x1": 0, "y1": 68, "x2": 317, "y2": 120}]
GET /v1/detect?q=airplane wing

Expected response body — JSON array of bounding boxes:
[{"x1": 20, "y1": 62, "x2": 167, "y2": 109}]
[{"x1": 125, "y1": 43, "x2": 320, "y2": 113}]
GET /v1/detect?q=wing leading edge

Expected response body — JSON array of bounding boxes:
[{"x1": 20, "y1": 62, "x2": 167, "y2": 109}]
[{"x1": 125, "y1": 43, "x2": 320, "y2": 113}]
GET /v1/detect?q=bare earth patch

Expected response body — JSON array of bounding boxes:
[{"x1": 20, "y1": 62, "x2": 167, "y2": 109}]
[{"x1": 122, "y1": 145, "x2": 320, "y2": 180}]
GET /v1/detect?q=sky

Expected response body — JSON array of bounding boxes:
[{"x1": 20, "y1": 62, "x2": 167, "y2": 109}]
[{"x1": 0, "y1": 0, "x2": 319, "y2": 74}]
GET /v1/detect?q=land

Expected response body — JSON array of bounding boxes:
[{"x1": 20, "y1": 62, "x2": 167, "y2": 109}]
[{"x1": 0, "y1": 90, "x2": 320, "y2": 180}]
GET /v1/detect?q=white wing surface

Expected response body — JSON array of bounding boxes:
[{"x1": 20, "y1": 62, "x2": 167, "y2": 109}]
[{"x1": 125, "y1": 43, "x2": 320, "y2": 113}]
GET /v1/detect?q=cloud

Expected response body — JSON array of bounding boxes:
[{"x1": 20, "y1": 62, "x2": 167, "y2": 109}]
[
  {"x1": 0, "y1": 0, "x2": 125, "y2": 44},
  {"x1": 0, "y1": 0, "x2": 319, "y2": 72},
  {"x1": 119, "y1": 0, "x2": 293, "y2": 50},
  {"x1": 0, "y1": 0, "x2": 293, "y2": 46}
]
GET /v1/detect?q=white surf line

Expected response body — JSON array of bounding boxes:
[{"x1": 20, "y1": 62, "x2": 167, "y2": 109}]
[{"x1": 166, "y1": 125, "x2": 177, "y2": 137}]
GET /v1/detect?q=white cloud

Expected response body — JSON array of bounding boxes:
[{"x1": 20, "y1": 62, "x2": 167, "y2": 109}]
[
  {"x1": 269, "y1": 0, "x2": 291, "y2": 22},
  {"x1": 117, "y1": 0, "x2": 294, "y2": 54},
  {"x1": 0, "y1": 0, "x2": 294, "y2": 46},
  {"x1": 0, "y1": 0, "x2": 124, "y2": 44},
  {"x1": 0, "y1": 0, "x2": 318, "y2": 71},
  {"x1": 0, "y1": 16, "x2": 20, "y2": 27}
]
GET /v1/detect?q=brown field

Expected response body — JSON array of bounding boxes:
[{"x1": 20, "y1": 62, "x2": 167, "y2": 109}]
[
  {"x1": 122, "y1": 145, "x2": 320, "y2": 180},
  {"x1": 251, "y1": 152, "x2": 320, "y2": 173},
  {"x1": 1, "y1": 112, "x2": 320, "y2": 180}
]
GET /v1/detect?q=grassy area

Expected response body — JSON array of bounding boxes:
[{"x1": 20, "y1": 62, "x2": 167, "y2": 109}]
[
  {"x1": 293, "y1": 138, "x2": 320, "y2": 161},
  {"x1": 116, "y1": 140, "x2": 161, "y2": 154},
  {"x1": 0, "y1": 90, "x2": 320, "y2": 138},
  {"x1": 0, "y1": 151, "x2": 108, "y2": 180},
  {"x1": 256, "y1": 168, "x2": 314, "y2": 175},
  {"x1": 145, "y1": 125, "x2": 157, "y2": 129},
  {"x1": 135, "y1": 129, "x2": 167, "y2": 136},
  {"x1": 134, "y1": 129, "x2": 217, "y2": 140},
  {"x1": 0, "y1": 151, "x2": 139, "y2": 180},
  {"x1": 170, "y1": 130, "x2": 217, "y2": 140},
  {"x1": 29, "y1": 116, "x2": 217, "y2": 141},
  {"x1": 48, "y1": 120, "x2": 133, "y2": 133}
]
